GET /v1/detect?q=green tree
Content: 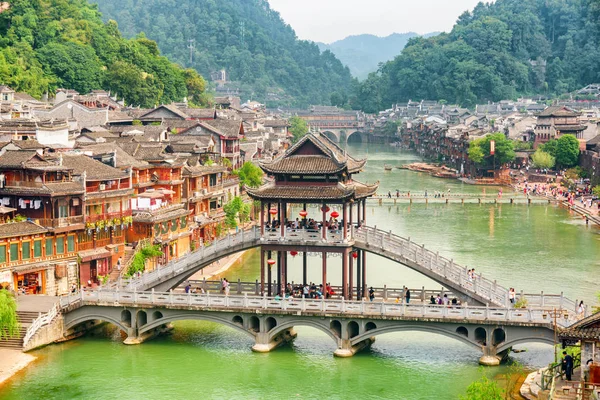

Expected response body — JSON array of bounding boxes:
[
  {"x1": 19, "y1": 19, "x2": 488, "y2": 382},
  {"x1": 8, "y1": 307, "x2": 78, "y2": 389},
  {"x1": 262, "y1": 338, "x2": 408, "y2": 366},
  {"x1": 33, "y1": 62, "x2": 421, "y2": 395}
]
[
  {"x1": 461, "y1": 372, "x2": 503, "y2": 400},
  {"x1": 531, "y1": 149, "x2": 556, "y2": 169},
  {"x1": 289, "y1": 116, "x2": 309, "y2": 144},
  {"x1": 555, "y1": 134, "x2": 580, "y2": 168},
  {"x1": 126, "y1": 244, "x2": 163, "y2": 277},
  {"x1": 541, "y1": 139, "x2": 559, "y2": 158},
  {"x1": 468, "y1": 133, "x2": 515, "y2": 167},
  {"x1": 235, "y1": 161, "x2": 263, "y2": 188},
  {"x1": 0, "y1": 290, "x2": 20, "y2": 340},
  {"x1": 223, "y1": 196, "x2": 245, "y2": 229}
]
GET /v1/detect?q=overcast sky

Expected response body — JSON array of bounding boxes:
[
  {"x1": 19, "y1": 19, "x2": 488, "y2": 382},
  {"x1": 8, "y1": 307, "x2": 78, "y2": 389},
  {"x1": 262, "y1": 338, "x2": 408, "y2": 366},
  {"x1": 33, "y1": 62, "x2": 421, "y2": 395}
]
[{"x1": 268, "y1": 0, "x2": 485, "y2": 43}]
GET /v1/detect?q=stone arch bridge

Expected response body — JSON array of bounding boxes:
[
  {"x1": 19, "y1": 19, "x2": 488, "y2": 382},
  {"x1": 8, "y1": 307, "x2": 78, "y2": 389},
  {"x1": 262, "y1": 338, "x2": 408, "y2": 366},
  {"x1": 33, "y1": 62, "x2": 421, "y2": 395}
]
[{"x1": 60, "y1": 290, "x2": 562, "y2": 365}]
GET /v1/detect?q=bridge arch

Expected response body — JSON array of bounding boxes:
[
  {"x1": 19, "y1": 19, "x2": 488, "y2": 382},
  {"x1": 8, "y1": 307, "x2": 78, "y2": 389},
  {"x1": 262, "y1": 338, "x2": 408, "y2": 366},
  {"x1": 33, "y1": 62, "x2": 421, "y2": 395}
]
[
  {"x1": 321, "y1": 131, "x2": 340, "y2": 143},
  {"x1": 138, "y1": 313, "x2": 256, "y2": 339},
  {"x1": 350, "y1": 324, "x2": 482, "y2": 351},
  {"x1": 65, "y1": 314, "x2": 130, "y2": 335},
  {"x1": 346, "y1": 131, "x2": 364, "y2": 143},
  {"x1": 496, "y1": 337, "x2": 554, "y2": 353},
  {"x1": 268, "y1": 320, "x2": 339, "y2": 346}
]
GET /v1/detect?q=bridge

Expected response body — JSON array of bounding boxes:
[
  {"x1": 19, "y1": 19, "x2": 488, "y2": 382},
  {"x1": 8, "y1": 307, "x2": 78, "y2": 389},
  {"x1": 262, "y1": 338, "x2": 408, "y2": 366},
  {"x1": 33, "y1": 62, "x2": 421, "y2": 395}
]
[
  {"x1": 117, "y1": 226, "x2": 578, "y2": 312},
  {"x1": 59, "y1": 289, "x2": 568, "y2": 365},
  {"x1": 42, "y1": 225, "x2": 580, "y2": 366}
]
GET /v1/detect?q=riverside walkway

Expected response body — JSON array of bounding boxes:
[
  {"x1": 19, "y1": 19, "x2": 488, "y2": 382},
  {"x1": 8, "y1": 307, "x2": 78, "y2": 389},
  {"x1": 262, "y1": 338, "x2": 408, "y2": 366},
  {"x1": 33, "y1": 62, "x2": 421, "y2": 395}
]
[{"x1": 59, "y1": 289, "x2": 570, "y2": 364}]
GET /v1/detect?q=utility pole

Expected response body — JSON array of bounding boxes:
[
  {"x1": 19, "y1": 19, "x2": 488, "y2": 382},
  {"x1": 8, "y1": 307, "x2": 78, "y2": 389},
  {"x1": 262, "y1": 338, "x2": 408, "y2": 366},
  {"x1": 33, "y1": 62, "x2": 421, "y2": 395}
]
[{"x1": 187, "y1": 39, "x2": 195, "y2": 65}]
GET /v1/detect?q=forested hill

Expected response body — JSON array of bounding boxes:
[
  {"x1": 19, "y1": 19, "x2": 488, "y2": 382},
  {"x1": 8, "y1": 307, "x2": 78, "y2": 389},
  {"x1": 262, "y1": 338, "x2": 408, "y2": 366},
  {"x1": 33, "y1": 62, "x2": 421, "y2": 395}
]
[
  {"x1": 0, "y1": 0, "x2": 205, "y2": 107},
  {"x1": 94, "y1": 0, "x2": 353, "y2": 107},
  {"x1": 354, "y1": 0, "x2": 600, "y2": 113},
  {"x1": 318, "y1": 32, "x2": 439, "y2": 80}
]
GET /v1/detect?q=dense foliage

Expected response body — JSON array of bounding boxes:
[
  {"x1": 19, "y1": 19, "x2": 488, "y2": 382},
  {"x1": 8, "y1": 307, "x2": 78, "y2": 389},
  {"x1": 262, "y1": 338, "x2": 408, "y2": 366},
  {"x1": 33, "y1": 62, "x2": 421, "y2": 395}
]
[
  {"x1": 467, "y1": 133, "x2": 516, "y2": 167},
  {"x1": 0, "y1": 0, "x2": 206, "y2": 107},
  {"x1": 95, "y1": 0, "x2": 353, "y2": 107},
  {"x1": 0, "y1": 290, "x2": 19, "y2": 340},
  {"x1": 354, "y1": 0, "x2": 600, "y2": 111},
  {"x1": 541, "y1": 135, "x2": 581, "y2": 168},
  {"x1": 234, "y1": 162, "x2": 263, "y2": 189},
  {"x1": 224, "y1": 197, "x2": 250, "y2": 229},
  {"x1": 531, "y1": 149, "x2": 556, "y2": 169},
  {"x1": 126, "y1": 244, "x2": 163, "y2": 277},
  {"x1": 289, "y1": 116, "x2": 309, "y2": 144}
]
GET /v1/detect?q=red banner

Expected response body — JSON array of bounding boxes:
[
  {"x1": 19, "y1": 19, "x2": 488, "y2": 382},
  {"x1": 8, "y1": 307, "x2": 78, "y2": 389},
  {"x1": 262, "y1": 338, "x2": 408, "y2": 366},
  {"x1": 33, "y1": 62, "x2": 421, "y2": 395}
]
[{"x1": 490, "y1": 140, "x2": 495, "y2": 156}]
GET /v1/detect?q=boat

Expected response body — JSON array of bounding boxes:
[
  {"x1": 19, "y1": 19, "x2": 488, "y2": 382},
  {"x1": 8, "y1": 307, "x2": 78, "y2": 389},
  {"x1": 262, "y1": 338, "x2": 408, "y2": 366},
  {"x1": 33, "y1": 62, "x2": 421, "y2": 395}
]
[{"x1": 384, "y1": 164, "x2": 393, "y2": 171}]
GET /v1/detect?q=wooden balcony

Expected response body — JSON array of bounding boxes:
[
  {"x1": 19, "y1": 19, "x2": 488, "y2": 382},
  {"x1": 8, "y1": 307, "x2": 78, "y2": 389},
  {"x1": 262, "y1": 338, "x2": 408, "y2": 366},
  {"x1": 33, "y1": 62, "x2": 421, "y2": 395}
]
[
  {"x1": 37, "y1": 216, "x2": 84, "y2": 229},
  {"x1": 87, "y1": 210, "x2": 132, "y2": 223}
]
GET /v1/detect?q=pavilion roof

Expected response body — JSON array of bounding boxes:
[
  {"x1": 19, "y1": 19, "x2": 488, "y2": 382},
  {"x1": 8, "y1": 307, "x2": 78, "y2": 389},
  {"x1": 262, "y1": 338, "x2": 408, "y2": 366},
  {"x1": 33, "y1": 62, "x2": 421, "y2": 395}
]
[
  {"x1": 246, "y1": 179, "x2": 379, "y2": 202},
  {"x1": 259, "y1": 132, "x2": 366, "y2": 175}
]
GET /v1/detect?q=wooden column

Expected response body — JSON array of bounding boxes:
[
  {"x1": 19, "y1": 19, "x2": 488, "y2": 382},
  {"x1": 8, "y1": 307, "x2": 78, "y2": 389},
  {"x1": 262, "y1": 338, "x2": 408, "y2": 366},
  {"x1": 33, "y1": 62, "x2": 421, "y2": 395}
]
[
  {"x1": 267, "y1": 202, "x2": 272, "y2": 225},
  {"x1": 267, "y1": 250, "x2": 272, "y2": 296},
  {"x1": 357, "y1": 200, "x2": 361, "y2": 227},
  {"x1": 362, "y1": 249, "x2": 367, "y2": 297},
  {"x1": 363, "y1": 200, "x2": 367, "y2": 225},
  {"x1": 322, "y1": 252, "x2": 327, "y2": 297},
  {"x1": 356, "y1": 249, "x2": 362, "y2": 299},
  {"x1": 342, "y1": 248, "x2": 349, "y2": 300},
  {"x1": 302, "y1": 251, "x2": 307, "y2": 286},
  {"x1": 349, "y1": 201, "x2": 353, "y2": 229},
  {"x1": 322, "y1": 203, "x2": 327, "y2": 240},
  {"x1": 279, "y1": 201, "x2": 284, "y2": 239},
  {"x1": 277, "y1": 251, "x2": 282, "y2": 295},
  {"x1": 281, "y1": 251, "x2": 287, "y2": 294},
  {"x1": 260, "y1": 248, "x2": 265, "y2": 295},
  {"x1": 349, "y1": 250, "x2": 354, "y2": 300},
  {"x1": 260, "y1": 201, "x2": 265, "y2": 236},
  {"x1": 343, "y1": 202, "x2": 348, "y2": 240}
]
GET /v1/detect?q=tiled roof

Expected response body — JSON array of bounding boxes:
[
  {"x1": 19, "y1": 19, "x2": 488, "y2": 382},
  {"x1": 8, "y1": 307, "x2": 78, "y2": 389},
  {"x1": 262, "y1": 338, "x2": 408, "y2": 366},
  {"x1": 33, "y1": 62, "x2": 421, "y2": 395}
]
[
  {"x1": 559, "y1": 312, "x2": 600, "y2": 340},
  {"x1": 538, "y1": 106, "x2": 580, "y2": 117},
  {"x1": 201, "y1": 119, "x2": 243, "y2": 138},
  {"x1": 261, "y1": 155, "x2": 345, "y2": 174},
  {"x1": 246, "y1": 182, "x2": 355, "y2": 201},
  {"x1": 182, "y1": 108, "x2": 216, "y2": 119},
  {"x1": 10, "y1": 140, "x2": 45, "y2": 150},
  {"x1": 61, "y1": 154, "x2": 127, "y2": 181},
  {"x1": 0, "y1": 150, "x2": 48, "y2": 169},
  {"x1": 140, "y1": 104, "x2": 188, "y2": 120},
  {"x1": 0, "y1": 181, "x2": 84, "y2": 196},
  {"x1": 183, "y1": 164, "x2": 226, "y2": 177},
  {"x1": 0, "y1": 221, "x2": 47, "y2": 239},
  {"x1": 263, "y1": 119, "x2": 288, "y2": 128}
]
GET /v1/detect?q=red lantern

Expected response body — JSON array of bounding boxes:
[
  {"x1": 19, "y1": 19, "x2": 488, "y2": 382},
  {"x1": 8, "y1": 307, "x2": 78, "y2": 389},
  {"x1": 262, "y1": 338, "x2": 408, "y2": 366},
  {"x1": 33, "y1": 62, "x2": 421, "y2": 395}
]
[
  {"x1": 269, "y1": 208, "x2": 278, "y2": 216},
  {"x1": 290, "y1": 251, "x2": 298, "y2": 257},
  {"x1": 267, "y1": 259, "x2": 276, "y2": 266},
  {"x1": 299, "y1": 210, "x2": 308, "y2": 218},
  {"x1": 321, "y1": 206, "x2": 330, "y2": 213},
  {"x1": 331, "y1": 210, "x2": 340, "y2": 219},
  {"x1": 352, "y1": 251, "x2": 358, "y2": 259}
]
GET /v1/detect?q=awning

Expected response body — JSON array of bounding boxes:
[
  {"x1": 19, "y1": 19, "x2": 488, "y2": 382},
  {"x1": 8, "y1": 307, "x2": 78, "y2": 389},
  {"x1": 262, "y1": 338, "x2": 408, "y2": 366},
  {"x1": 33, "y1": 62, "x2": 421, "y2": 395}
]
[
  {"x1": 78, "y1": 248, "x2": 111, "y2": 262},
  {"x1": 0, "y1": 206, "x2": 16, "y2": 214}
]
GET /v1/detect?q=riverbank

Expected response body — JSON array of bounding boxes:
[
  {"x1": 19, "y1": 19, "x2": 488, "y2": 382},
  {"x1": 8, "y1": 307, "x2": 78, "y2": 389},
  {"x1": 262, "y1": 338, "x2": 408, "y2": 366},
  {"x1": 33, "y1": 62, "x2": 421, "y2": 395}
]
[{"x1": 0, "y1": 350, "x2": 35, "y2": 387}]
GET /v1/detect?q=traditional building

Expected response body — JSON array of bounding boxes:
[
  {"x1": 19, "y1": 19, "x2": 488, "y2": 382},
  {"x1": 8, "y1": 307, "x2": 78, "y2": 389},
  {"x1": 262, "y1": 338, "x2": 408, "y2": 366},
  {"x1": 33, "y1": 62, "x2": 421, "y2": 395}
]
[
  {"x1": 534, "y1": 106, "x2": 587, "y2": 148},
  {"x1": 560, "y1": 313, "x2": 600, "y2": 384},
  {"x1": 247, "y1": 133, "x2": 378, "y2": 299}
]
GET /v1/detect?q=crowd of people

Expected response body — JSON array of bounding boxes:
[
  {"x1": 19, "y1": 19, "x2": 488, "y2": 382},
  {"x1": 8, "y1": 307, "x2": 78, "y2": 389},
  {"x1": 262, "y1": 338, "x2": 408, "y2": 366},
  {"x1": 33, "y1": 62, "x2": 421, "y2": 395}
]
[{"x1": 265, "y1": 217, "x2": 347, "y2": 234}]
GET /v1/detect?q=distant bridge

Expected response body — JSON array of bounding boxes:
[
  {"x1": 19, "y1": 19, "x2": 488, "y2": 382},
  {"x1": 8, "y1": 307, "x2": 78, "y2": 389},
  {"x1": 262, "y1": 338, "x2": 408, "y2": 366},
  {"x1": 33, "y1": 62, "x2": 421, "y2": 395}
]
[{"x1": 59, "y1": 290, "x2": 565, "y2": 364}]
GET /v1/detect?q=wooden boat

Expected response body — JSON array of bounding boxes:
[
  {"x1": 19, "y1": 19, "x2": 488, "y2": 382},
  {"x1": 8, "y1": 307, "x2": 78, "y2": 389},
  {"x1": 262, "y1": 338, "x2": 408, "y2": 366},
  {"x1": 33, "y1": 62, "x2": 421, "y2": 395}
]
[{"x1": 384, "y1": 164, "x2": 393, "y2": 171}]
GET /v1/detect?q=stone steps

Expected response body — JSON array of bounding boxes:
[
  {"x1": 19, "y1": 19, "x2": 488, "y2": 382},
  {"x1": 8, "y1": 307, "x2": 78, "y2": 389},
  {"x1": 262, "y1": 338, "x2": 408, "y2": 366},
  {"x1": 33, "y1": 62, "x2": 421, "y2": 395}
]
[{"x1": 109, "y1": 246, "x2": 135, "y2": 282}]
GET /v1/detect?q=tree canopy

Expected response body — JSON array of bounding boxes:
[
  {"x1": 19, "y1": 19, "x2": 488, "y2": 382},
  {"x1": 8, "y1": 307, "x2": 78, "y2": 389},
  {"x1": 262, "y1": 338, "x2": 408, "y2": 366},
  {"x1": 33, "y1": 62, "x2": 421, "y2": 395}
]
[
  {"x1": 0, "y1": 290, "x2": 19, "y2": 340},
  {"x1": 531, "y1": 149, "x2": 556, "y2": 169},
  {"x1": 95, "y1": 0, "x2": 353, "y2": 107},
  {"x1": 235, "y1": 161, "x2": 263, "y2": 188},
  {"x1": 352, "y1": 0, "x2": 600, "y2": 111},
  {"x1": 555, "y1": 135, "x2": 581, "y2": 168},
  {"x1": 0, "y1": 0, "x2": 207, "y2": 107},
  {"x1": 289, "y1": 116, "x2": 309, "y2": 144},
  {"x1": 223, "y1": 196, "x2": 250, "y2": 229},
  {"x1": 467, "y1": 133, "x2": 516, "y2": 167}
]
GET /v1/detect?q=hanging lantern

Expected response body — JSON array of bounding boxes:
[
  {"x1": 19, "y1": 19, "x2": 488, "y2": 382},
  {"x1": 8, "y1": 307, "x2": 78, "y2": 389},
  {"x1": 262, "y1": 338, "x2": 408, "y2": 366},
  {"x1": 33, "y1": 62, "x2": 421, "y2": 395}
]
[
  {"x1": 321, "y1": 206, "x2": 330, "y2": 213},
  {"x1": 269, "y1": 208, "x2": 278, "y2": 216},
  {"x1": 267, "y1": 258, "x2": 276, "y2": 266},
  {"x1": 331, "y1": 210, "x2": 340, "y2": 219},
  {"x1": 290, "y1": 251, "x2": 298, "y2": 257},
  {"x1": 299, "y1": 210, "x2": 308, "y2": 218},
  {"x1": 352, "y1": 251, "x2": 358, "y2": 259}
]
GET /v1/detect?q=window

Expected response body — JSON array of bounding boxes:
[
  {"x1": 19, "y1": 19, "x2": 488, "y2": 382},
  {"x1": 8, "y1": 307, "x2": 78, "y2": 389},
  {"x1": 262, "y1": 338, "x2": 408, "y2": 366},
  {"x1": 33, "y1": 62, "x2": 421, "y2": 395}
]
[
  {"x1": 0, "y1": 245, "x2": 6, "y2": 263},
  {"x1": 58, "y1": 201, "x2": 68, "y2": 218},
  {"x1": 33, "y1": 240, "x2": 42, "y2": 258},
  {"x1": 10, "y1": 243, "x2": 18, "y2": 262},
  {"x1": 67, "y1": 236, "x2": 75, "y2": 252},
  {"x1": 45, "y1": 239, "x2": 53, "y2": 256},
  {"x1": 171, "y1": 219, "x2": 178, "y2": 232},
  {"x1": 56, "y1": 237, "x2": 64, "y2": 255},
  {"x1": 21, "y1": 242, "x2": 30, "y2": 260},
  {"x1": 180, "y1": 216, "x2": 187, "y2": 229}
]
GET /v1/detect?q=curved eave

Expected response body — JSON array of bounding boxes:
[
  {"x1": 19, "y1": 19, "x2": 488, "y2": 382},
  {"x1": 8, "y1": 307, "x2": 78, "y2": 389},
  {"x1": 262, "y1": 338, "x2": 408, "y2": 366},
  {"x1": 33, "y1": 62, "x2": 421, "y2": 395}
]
[
  {"x1": 352, "y1": 180, "x2": 380, "y2": 199},
  {"x1": 348, "y1": 159, "x2": 367, "y2": 173},
  {"x1": 246, "y1": 183, "x2": 355, "y2": 202}
]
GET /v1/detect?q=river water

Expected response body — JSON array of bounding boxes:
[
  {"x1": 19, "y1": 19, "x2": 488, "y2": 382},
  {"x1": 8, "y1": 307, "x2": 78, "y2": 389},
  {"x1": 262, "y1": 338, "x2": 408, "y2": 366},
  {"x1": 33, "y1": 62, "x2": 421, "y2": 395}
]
[{"x1": 2, "y1": 143, "x2": 598, "y2": 399}]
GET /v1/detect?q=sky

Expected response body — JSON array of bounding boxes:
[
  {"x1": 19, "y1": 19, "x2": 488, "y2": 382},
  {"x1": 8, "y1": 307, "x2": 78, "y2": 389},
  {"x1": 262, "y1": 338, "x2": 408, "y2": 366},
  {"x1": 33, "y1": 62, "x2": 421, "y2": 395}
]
[{"x1": 268, "y1": 0, "x2": 486, "y2": 44}]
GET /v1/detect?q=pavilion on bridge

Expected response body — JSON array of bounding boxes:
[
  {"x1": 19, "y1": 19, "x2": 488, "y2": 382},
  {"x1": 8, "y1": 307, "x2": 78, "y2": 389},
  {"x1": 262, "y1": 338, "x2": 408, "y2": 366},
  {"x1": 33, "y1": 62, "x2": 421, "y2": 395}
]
[{"x1": 247, "y1": 132, "x2": 379, "y2": 299}]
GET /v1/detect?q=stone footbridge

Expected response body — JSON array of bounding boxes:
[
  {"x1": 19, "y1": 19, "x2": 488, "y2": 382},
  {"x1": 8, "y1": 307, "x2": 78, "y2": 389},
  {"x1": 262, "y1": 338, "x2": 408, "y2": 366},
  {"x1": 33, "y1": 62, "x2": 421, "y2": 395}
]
[
  {"x1": 118, "y1": 226, "x2": 578, "y2": 313},
  {"x1": 59, "y1": 290, "x2": 569, "y2": 365}
]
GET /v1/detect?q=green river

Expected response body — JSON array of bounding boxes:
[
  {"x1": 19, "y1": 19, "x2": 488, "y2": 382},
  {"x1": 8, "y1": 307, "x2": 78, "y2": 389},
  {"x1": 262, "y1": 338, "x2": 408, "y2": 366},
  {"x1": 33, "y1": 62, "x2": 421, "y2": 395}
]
[{"x1": 2, "y1": 143, "x2": 599, "y2": 399}]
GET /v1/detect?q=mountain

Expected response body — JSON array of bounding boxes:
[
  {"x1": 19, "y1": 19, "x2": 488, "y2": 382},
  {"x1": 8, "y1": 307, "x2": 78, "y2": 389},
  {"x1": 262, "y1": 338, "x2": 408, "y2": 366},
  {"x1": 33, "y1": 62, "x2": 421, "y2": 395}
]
[
  {"x1": 94, "y1": 0, "x2": 354, "y2": 107},
  {"x1": 0, "y1": 0, "x2": 204, "y2": 107},
  {"x1": 318, "y1": 32, "x2": 439, "y2": 80},
  {"x1": 353, "y1": 0, "x2": 600, "y2": 112}
]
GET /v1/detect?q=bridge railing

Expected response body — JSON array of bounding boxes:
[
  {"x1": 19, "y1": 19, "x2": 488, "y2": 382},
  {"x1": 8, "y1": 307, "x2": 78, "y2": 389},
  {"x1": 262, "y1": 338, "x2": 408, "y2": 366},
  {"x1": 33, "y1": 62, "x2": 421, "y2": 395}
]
[
  {"x1": 263, "y1": 228, "x2": 347, "y2": 243},
  {"x1": 23, "y1": 302, "x2": 59, "y2": 347},
  {"x1": 119, "y1": 227, "x2": 262, "y2": 290},
  {"x1": 58, "y1": 290, "x2": 578, "y2": 327},
  {"x1": 354, "y1": 226, "x2": 510, "y2": 307}
]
